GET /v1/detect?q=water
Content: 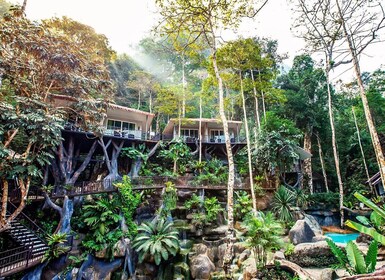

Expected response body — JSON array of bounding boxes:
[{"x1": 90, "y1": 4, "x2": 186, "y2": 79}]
[{"x1": 325, "y1": 232, "x2": 359, "y2": 244}]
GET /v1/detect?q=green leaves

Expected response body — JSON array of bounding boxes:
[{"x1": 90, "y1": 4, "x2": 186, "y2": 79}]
[
  {"x1": 133, "y1": 218, "x2": 180, "y2": 265},
  {"x1": 345, "y1": 192, "x2": 385, "y2": 245},
  {"x1": 244, "y1": 211, "x2": 284, "y2": 267},
  {"x1": 346, "y1": 241, "x2": 366, "y2": 274},
  {"x1": 326, "y1": 238, "x2": 379, "y2": 275},
  {"x1": 271, "y1": 186, "x2": 295, "y2": 223}
]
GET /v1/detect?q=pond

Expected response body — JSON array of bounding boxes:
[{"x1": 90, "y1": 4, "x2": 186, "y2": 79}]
[{"x1": 324, "y1": 232, "x2": 359, "y2": 244}]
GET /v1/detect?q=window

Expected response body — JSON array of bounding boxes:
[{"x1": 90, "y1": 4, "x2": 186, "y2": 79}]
[
  {"x1": 107, "y1": 119, "x2": 136, "y2": 131},
  {"x1": 210, "y1": 130, "x2": 224, "y2": 137},
  {"x1": 181, "y1": 129, "x2": 198, "y2": 138}
]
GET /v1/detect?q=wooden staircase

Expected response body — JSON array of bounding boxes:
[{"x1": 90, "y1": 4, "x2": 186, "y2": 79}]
[{"x1": 0, "y1": 206, "x2": 48, "y2": 277}]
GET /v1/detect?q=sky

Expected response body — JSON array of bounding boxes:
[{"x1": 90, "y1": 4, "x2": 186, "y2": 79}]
[{"x1": 9, "y1": 0, "x2": 385, "y2": 81}]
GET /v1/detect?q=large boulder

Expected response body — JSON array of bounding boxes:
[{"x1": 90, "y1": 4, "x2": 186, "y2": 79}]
[
  {"x1": 304, "y1": 214, "x2": 323, "y2": 236},
  {"x1": 242, "y1": 257, "x2": 257, "y2": 280},
  {"x1": 287, "y1": 241, "x2": 339, "y2": 267},
  {"x1": 289, "y1": 220, "x2": 315, "y2": 245},
  {"x1": 190, "y1": 254, "x2": 215, "y2": 280}
]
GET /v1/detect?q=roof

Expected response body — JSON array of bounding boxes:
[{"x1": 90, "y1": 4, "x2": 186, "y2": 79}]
[
  {"x1": 49, "y1": 94, "x2": 154, "y2": 117},
  {"x1": 368, "y1": 172, "x2": 381, "y2": 185},
  {"x1": 107, "y1": 103, "x2": 154, "y2": 117}
]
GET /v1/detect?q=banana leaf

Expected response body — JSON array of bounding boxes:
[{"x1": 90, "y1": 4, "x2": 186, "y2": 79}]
[{"x1": 345, "y1": 220, "x2": 385, "y2": 245}]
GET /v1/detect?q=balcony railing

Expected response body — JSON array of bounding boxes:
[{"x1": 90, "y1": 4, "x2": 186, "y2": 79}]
[
  {"x1": 104, "y1": 129, "x2": 145, "y2": 140},
  {"x1": 63, "y1": 123, "x2": 150, "y2": 141},
  {"x1": 158, "y1": 134, "x2": 246, "y2": 143}
]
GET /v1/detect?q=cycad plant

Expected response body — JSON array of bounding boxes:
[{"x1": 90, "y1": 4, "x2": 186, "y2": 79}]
[
  {"x1": 133, "y1": 218, "x2": 180, "y2": 265},
  {"x1": 244, "y1": 211, "x2": 284, "y2": 268},
  {"x1": 327, "y1": 239, "x2": 378, "y2": 275},
  {"x1": 271, "y1": 186, "x2": 295, "y2": 223}
]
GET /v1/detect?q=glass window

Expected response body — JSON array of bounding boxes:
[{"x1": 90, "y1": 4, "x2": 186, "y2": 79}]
[{"x1": 181, "y1": 129, "x2": 198, "y2": 137}]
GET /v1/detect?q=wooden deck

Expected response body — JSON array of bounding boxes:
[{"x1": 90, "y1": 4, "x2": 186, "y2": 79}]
[{"x1": 9, "y1": 176, "x2": 276, "y2": 203}]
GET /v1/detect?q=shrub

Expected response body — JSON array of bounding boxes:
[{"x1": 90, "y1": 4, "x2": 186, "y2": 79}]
[
  {"x1": 133, "y1": 218, "x2": 180, "y2": 265},
  {"x1": 271, "y1": 186, "x2": 295, "y2": 223},
  {"x1": 308, "y1": 192, "x2": 339, "y2": 209}
]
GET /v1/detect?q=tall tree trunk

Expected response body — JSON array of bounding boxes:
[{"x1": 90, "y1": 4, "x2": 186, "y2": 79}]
[
  {"x1": 199, "y1": 94, "x2": 203, "y2": 163},
  {"x1": 336, "y1": 0, "x2": 385, "y2": 191},
  {"x1": 240, "y1": 71, "x2": 257, "y2": 211},
  {"x1": 212, "y1": 43, "x2": 235, "y2": 272},
  {"x1": 303, "y1": 126, "x2": 313, "y2": 193},
  {"x1": 258, "y1": 71, "x2": 267, "y2": 120},
  {"x1": 352, "y1": 107, "x2": 371, "y2": 181},
  {"x1": 149, "y1": 91, "x2": 153, "y2": 114},
  {"x1": 316, "y1": 133, "x2": 329, "y2": 192},
  {"x1": 250, "y1": 69, "x2": 261, "y2": 131},
  {"x1": 182, "y1": 55, "x2": 186, "y2": 117},
  {"x1": 325, "y1": 55, "x2": 344, "y2": 228},
  {"x1": 212, "y1": 48, "x2": 235, "y2": 272}
]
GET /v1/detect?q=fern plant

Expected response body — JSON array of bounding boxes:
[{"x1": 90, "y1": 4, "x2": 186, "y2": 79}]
[
  {"x1": 133, "y1": 218, "x2": 180, "y2": 265},
  {"x1": 327, "y1": 239, "x2": 378, "y2": 275}
]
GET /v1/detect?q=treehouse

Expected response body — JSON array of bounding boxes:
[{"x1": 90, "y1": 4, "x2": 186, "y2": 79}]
[
  {"x1": 50, "y1": 94, "x2": 155, "y2": 140},
  {"x1": 162, "y1": 118, "x2": 244, "y2": 143},
  {"x1": 104, "y1": 104, "x2": 154, "y2": 140},
  {"x1": 161, "y1": 118, "x2": 246, "y2": 158}
]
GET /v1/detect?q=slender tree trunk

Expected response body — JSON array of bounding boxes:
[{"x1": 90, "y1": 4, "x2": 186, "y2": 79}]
[
  {"x1": 182, "y1": 55, "x2": 186, "y2": 117},
  {"x1": 250, "y1": 69, "x2": 261, "y2": 131},
  {"x1": 336, "y1": 0, "x2": 385, "y2": 191},
  {"x1": 325, "y1": 56, "x2": 344, "y2": 227},
  {"x1": 149, "y1": 91, "x2": 153, "y2": 114},
  {"x1": 0, "y1": 179, "x2": 9, "y2": 231},
  {"x1": 199, "y1": 94, "x2": 203, "y2": 163},
  {"x1": 316, "y1": 133, "x2": 329, "y2": 192},
  {"x1": 239, "y1": 71, "x2": 257, "y2": 211},
  {"x1": 352, "y1": 107, "x2": 371, "y2": 181},
  {"x1": 212, "y1": 48, "x2": 235, "y2": 271},
  {"x1": 303, "y1": 126, "x2": 313, "y2": 193},
  {"x1": 1, "y1": 177, "x2": 31, "y2": 232},
  {"x1": 258, "y1": 71, "x2": 267, "y2": 120}
]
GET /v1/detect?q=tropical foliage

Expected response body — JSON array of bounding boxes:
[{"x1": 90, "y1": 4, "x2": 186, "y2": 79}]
[
  {"x1": 114, "y1": 175, "x2": 142, "y2": 237},
  {"x1": 42, "y1": 233, "x2": 70, "y2": 262},
  {"x1": 327, "y1": 239, "x2": 378, "y2": 275},
  {"x1": 244, "y1": 212, "x2": 284, "y2": 268},
  {"x1": 345, "y1": 192, "x2": 385, "y2": 245},
  {"x1": 133, "y1": 218, "x2": 180, "y2": 265},
  {"x1": 271, "y1": 186, "x2": 295, "y2": 223},
  {"x1": 80, "y1": 195, "x2": 123, "y2": 254}
]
